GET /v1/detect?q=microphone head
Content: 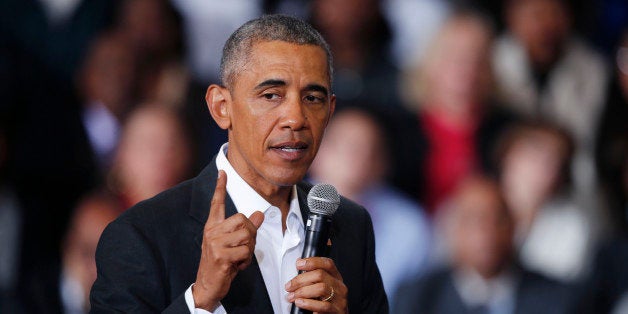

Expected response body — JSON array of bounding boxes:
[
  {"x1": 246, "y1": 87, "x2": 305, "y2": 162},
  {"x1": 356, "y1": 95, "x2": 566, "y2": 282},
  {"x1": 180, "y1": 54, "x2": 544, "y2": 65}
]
[{"x1": 307, "y1": 184, "x2": 340, "y2": 216}]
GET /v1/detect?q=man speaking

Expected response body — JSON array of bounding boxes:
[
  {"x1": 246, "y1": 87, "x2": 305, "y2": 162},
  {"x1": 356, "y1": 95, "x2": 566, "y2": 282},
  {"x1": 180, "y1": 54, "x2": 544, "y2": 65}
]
[{"x1": 90, "y1": 15, "x2": 388, "y2": 314}]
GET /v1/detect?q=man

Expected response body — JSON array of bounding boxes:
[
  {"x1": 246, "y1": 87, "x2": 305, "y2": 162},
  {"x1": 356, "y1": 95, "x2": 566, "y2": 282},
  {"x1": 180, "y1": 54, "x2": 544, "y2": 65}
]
[
  {"x1": 90, "y1": 15, "x2": 388, "y2": 313},
  {"x1": 394, "y1": 176, "x2": 574, "y2": 314}
]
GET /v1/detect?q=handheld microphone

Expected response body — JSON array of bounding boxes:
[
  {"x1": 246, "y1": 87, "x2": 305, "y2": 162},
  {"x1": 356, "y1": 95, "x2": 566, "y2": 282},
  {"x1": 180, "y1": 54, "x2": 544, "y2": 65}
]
[{"x1": 291, "y1": 183, "x2": 340, "y2": 314}]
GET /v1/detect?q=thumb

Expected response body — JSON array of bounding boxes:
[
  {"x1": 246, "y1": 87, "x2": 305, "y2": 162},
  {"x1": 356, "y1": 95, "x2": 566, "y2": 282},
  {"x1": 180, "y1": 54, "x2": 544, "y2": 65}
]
[{"x1": 249, "y1": 211, "x2": 264, "y2": 229}]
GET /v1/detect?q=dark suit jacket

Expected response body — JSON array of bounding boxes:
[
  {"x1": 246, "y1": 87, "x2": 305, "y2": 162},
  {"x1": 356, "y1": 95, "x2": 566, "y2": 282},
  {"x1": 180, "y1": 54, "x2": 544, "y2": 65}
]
[
  {"x1": 90, "y1": 158, "x2": 388, "y2": 313},
  {"x1": 393, "y1": 267, "x2": 574, "y2": 314}
]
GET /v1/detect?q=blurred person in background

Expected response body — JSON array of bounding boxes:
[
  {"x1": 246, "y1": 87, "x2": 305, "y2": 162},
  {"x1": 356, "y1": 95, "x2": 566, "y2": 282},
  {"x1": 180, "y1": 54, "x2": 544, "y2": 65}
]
[
  {"x1": 496, "y1": 122, "x2": 594, "y2": 283},
  {"x1": 394, "y1": 176, "x2": 574, "y2": 314},
  {"x1": 0, "y1": 0, "x2": 117, "y2": 287},
  {"x1": 310, "y1": 0, "x2": 401, "y2": 109},
  {"x1": 583, "y1": 148, "x2": 628, "y2": 314},
  {"x1": 113, "y1": 0, "x2": 189, "y2": 109},
  {"x1": 492, "y1": 0, "x2": 609, "y2": 218},
  {"x1": 309, "y1": 107, "x2": 431, "y2": 306},
  {"x1": 596, "y1": 28, "x2": 628, "y2": 234},
  {"x1": 114, "y1": 0, "x2": 183, "y2": 63},
  {"x1": 77, "y1": 31, "x2": 138, "y2": 172},
  {"x1": 382, "y1": 0, "x2": 450, "y2": 69},
  {"x1": 19, "y1": 190, "x2": 120, "y2": 314},
  {"x1": 107, "y1": 104, "x2": 194, "y2": 209},
  {"x1": 400, "y1": 9, "x2": 517, "y2": 213}
]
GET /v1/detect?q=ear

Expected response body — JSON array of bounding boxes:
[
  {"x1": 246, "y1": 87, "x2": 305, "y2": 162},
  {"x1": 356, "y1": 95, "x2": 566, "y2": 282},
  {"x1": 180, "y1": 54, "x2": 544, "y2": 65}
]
[
  {"x1": 206, "y1": 84, "x2": 232, "y2": 130},
  {"x1": 327, "y1": 94, "x2": 336, "y2": 126}
]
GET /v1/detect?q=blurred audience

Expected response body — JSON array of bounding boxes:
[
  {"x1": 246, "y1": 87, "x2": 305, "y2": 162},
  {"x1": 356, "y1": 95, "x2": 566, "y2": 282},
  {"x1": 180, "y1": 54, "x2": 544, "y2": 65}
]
[
  {"x1": 492, "y1": 0, "x2": 609, "y2": 215},
  {"x1": 169, "y1": 0, "x2": 261, "y2": 84},
  {"x1": 310, "y1": 0, "x2": 401, "y2": 109},
  {"x1": 497, "y1": 122, "x2": 594, "y2": 282},
  {"x1": 309, "y1": 108, "x2": 431, "y2": 305},
  {"x1": 114, "y1": 0, "x2": 183, "y2": 62},
  {"x1": 19, "y1": 190, "x2": 120, "y2": 314},
  {"x1": 401, "y1": 9, "x2": 517, "y2": 212},
  {"x1": 77, "y1": 32, "x2": 138, "y2": 171},
  {"x1": 108, "y1": 104, "x2": 194, "y2": 209},
  {"x1": 394, "y1": 176, "x2": 574, "y2": 314},
  {"x1": 3, "y1": 2, "x2": 628, "y2": 313},
  {"x1": 382, "y1": 0, "x2": 450, "y2": 68},
  {"x1": 113, "y1": 0, "x2": 189, "y2": 108},
  {"x1": 596, "y1": 29, "x2": 628, "y2": 234}
]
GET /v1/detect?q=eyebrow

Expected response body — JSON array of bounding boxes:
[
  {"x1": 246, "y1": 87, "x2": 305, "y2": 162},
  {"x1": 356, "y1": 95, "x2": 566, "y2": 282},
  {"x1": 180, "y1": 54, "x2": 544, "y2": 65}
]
[
  {"x1": 304, "y1": 84, "x2": 329, "y2": 97},
  {"x1": 254, "y1": 80, "x2": 329, "y2": 97},
  {"x1": 254, "y1": 79, "x2": 286, "y2": 90}
]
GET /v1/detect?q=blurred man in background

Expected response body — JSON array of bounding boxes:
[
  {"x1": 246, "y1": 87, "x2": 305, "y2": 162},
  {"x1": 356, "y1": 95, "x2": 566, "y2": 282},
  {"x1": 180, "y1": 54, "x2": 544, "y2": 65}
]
[{"x1": 394, "y1": 176, "x2": 574, "y2": 314}]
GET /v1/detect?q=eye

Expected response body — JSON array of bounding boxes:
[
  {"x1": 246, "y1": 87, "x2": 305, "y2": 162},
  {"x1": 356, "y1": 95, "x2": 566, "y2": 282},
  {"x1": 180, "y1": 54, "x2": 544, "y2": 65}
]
[
  {"x1": 304, "y1": 94, "x2": 325, "y2": 104},
  {"x1": 263, "y1": 93, "x2": 281, "y2": 100}
]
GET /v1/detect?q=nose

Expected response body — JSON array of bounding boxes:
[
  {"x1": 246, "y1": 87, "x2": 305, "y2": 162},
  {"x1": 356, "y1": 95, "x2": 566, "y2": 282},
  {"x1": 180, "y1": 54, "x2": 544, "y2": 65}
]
[{"x1": 279, "y1": 96, "x2": 307, "y2": 131}]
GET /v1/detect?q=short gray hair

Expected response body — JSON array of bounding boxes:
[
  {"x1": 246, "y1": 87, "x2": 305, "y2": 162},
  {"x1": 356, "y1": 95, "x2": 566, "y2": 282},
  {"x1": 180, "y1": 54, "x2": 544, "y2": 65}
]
[{"x1": 220, "y1": 14, "x2": 333, "y2": 89}]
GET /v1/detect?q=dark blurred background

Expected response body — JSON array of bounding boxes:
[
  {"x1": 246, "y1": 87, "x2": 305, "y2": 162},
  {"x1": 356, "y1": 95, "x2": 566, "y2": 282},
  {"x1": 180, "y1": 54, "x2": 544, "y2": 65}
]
[{"x1": 1, "y1": 0, "x2": 628, "y2": 313}]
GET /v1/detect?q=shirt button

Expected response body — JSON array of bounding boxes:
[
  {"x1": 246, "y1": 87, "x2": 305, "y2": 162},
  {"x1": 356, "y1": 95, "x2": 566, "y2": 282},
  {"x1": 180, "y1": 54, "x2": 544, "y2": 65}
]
[{"x1": 269, "y1": 210, "x2": 278, "y2": 219}]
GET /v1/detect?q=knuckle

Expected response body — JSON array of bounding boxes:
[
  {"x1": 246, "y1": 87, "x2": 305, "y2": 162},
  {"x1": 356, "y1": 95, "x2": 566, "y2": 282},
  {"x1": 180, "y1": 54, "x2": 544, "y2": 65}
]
[
  {"x1": 322, "y1": 302, "x2": 333, "y2": 312},
  {"x1": 317, "y1": 283, "x2": 327, "y2": 295},
  {"x1": 339, "y1": 283, "x2": 348, "y2": 295},
  {"x1": 323, "y1": 257, "x2": 333, "y2": 268},
  {"x1": 313, "y1": 269, "x2": 325, "y2": 281}
]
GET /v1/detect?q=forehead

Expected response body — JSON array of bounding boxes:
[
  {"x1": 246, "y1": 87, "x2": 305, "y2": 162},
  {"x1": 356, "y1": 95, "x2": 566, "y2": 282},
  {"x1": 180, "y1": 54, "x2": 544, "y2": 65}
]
[{"x1": 236, "y1": 41, "x2": 331, "y2": 89}]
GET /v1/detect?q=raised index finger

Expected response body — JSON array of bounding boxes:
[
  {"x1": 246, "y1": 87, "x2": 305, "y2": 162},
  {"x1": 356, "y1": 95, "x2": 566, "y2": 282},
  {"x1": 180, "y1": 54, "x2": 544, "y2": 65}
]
[{"x1": 206, "y1": 170, "x2": 227, "y2": 227}]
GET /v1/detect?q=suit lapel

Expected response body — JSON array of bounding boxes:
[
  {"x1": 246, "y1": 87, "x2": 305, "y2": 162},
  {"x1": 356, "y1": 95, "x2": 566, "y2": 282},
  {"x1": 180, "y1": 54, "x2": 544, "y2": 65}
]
[{"x1": 189, "y1": 157, "x2": 273, "y2": 313}]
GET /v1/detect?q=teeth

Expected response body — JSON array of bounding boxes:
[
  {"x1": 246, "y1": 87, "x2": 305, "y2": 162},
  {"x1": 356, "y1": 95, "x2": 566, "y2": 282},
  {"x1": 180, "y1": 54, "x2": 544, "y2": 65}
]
[{"x1": 280, "y1": 147, "x2": 300, "y2": 152}]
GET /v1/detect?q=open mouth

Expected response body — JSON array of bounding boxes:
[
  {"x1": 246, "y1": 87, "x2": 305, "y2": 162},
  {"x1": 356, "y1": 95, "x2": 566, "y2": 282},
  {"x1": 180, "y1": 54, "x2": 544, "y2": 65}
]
[{"x1": 270, "y1": 141, "x2": 309, "y2": 159}]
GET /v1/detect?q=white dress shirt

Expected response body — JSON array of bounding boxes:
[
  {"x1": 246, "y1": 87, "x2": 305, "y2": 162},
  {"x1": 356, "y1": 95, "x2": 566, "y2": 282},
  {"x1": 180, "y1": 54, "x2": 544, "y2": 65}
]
[
  {"x1": 185, "y1": 143, "x2": 305, "y2": 314},
  {"x1": 453, "y1": 268, "x2": 517, "y2": 314}
]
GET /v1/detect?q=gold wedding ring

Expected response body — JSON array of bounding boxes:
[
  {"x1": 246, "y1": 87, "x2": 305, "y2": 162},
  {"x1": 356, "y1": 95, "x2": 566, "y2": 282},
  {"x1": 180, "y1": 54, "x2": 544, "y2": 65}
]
[{"x1": 321, "y1": 286, "x2": 335, "y2": 302}]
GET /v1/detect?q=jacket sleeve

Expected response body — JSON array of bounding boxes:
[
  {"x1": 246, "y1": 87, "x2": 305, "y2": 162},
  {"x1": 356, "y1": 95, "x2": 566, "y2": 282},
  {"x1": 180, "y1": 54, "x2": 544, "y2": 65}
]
[
  {"x1": 360, "y1": 209, "x2": 390, "y2": 313},
  {"x1": 89, "y1": 217, "x2": 190, "y2": 313}
]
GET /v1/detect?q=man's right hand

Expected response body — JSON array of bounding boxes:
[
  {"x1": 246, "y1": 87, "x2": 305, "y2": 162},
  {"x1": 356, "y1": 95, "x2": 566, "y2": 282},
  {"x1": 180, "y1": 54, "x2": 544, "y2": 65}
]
[{"x1": 192, "y1": 170, "x2": 265, "y2": 310}]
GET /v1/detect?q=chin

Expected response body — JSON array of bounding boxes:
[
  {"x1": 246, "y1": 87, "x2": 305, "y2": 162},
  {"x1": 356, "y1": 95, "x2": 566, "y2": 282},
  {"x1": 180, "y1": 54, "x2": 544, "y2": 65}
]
[{"x1": 265, "y1": 166, "x2": 308, "y2": 187}]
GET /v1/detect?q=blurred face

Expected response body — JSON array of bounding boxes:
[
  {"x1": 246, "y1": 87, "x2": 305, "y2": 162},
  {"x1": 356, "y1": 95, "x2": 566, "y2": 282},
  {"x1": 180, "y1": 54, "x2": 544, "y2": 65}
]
[
  {"x1": 425, "y1": 18, "x2": 493, "y2": 112},
  {"x1": 311, "y1": 111, "x2": 384, "y2": 196},
  {"x1": 501, "y1": 135, "x2": 564, "y2": 213},
  {"x1": 450, "y1": 180, "x2": 514, "y2": 278},
  {"x1": 312, "y1": 0, "x2": 377, "y2": 38},
  {"x1": 83, "y1": 37, "x2": 136, "y2": 116},
  {"x1": 218, "y1": 41, "x2": 335, "y2": 192},
  {"x1": 63, "y1": 200, "x2": 119, "y2": 303},
  {"x1": 119, "y1": 0, "x2": 176, "y2": 54},
  {"x1": 117, "y1": 108, "x2": 191, "y2": 203},
  {"x1": 508, "y1": 0, "x2": 571, "y2": 68}
]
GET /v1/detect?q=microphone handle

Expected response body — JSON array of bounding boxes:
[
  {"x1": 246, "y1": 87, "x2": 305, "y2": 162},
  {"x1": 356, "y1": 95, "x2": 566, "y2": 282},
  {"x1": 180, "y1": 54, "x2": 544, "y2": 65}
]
[{"x1": 290, "y1": 214, "x2": 332, "y2": 314}]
